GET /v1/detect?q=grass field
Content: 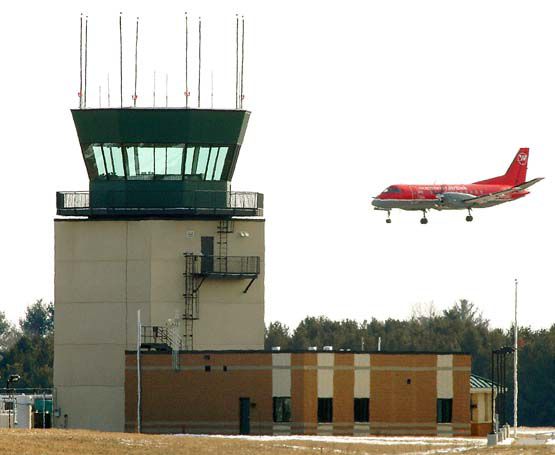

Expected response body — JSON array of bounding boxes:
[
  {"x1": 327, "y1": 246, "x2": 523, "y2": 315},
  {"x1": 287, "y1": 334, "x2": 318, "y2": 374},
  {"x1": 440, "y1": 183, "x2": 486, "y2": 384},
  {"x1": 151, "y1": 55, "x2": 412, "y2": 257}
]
[{"x1": 0, "y1": 429, "x2": 554, "y2": 454}]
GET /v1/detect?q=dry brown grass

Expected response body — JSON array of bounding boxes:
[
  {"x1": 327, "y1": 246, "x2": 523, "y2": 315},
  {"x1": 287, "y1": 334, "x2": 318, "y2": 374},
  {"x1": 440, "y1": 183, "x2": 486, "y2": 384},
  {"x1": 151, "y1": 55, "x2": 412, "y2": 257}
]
[{"x1": 0, "y1": 429, "x2": 553, "y2": 455}]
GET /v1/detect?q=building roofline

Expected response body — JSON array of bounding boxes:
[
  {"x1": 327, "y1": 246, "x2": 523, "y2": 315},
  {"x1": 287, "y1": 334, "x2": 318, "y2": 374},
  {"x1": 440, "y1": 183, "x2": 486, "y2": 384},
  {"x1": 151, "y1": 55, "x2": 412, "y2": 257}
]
[{"x1": 126, "y1": 349, "x2": 471, "y2": 355}]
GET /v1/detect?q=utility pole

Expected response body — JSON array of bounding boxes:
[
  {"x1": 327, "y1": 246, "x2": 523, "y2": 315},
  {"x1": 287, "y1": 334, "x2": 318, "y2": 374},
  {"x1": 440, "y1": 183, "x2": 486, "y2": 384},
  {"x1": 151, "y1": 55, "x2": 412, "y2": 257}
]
[{"x1": 513, "y1": 278, "x2": 518, "y2": 438}]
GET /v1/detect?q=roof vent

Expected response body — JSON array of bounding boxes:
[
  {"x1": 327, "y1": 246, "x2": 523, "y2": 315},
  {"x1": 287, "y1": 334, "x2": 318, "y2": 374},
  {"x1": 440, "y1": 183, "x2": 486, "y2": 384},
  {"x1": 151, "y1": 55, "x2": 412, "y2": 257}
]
[{"x1": 323, "y1": 346, "x2": 333, "y2": 351}]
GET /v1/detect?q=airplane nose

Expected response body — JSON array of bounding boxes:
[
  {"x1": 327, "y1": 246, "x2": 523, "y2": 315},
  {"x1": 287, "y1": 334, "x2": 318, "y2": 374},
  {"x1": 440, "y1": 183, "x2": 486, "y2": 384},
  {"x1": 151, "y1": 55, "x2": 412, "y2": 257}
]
[{"x1": 371, "y1": 198, "x2": 381, "y2": 207}]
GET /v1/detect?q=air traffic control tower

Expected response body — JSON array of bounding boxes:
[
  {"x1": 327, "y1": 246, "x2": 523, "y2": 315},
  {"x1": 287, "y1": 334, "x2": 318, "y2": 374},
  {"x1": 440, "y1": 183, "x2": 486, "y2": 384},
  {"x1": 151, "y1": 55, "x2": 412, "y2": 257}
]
[{"x1": 54, "y1": 108, "x2": 265, "y2": 431}]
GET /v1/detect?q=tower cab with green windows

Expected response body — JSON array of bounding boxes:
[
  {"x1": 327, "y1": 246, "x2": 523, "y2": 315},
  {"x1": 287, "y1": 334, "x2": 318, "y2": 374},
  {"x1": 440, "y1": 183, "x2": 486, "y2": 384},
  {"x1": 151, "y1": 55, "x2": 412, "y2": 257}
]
[{"x1": 57, "y1": 108, "x2": 263, "y2": 217}]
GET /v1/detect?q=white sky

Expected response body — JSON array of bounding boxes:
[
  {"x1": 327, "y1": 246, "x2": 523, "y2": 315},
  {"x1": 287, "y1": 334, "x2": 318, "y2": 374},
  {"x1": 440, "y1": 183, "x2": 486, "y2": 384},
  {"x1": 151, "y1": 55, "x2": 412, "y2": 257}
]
[{"x1": 0, "y1": 1, "x2": 553, "y2": 331}]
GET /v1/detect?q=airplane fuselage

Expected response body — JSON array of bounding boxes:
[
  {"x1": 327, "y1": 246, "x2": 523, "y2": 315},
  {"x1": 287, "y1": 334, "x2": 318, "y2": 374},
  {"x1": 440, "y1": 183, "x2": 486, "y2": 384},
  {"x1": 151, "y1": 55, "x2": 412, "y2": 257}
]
[{"x1": 372, "y1": 183, "x2": 529, "y2": 211}]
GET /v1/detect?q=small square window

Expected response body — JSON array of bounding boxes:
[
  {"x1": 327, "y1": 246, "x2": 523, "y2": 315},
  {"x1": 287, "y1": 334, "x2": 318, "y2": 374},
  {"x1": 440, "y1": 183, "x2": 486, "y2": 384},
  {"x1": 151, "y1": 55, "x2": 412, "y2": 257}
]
[
  {"x1": 318, "y1": 398, "x2": 333, "y2": 423},
  {"x1": 354, "y1": 398, "x2": 369, "y2": 422},
  {"x1": 204, "y1": 365, "x2": 211, "y2": 372},
  {"x1": 273, "y1": 397, "x2": 291, "y2": 422},
  {"x1": 437, "y1": 398, "x2": 453, "y2": 423}
]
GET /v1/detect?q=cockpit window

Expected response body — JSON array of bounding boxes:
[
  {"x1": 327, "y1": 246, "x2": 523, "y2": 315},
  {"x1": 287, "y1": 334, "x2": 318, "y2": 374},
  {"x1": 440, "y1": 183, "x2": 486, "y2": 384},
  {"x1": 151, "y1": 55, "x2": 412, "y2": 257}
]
[{"x1": 384, "y1": 186, "x2": 401, "y2": 193}]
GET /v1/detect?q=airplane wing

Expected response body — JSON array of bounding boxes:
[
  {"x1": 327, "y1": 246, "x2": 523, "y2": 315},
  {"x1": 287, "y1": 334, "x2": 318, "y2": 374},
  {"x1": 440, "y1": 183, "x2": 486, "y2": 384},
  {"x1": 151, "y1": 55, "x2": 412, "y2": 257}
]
[{"x1": 462, "y1": 177, "x2": 544, "y2": 207}]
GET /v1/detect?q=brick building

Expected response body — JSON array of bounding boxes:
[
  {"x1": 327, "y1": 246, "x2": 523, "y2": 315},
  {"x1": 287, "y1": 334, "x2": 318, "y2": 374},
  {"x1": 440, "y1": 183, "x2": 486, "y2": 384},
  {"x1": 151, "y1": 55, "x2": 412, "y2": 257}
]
[{"x1": 125, "y1": 351, "x2": 471, "y2": 436}]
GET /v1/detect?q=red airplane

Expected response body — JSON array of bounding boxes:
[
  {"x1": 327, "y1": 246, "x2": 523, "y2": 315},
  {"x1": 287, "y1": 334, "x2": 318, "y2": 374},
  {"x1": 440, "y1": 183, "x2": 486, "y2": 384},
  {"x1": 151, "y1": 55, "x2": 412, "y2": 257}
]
[{"x1": 372, "y1": 148, "x2": 543, "y2": 224}]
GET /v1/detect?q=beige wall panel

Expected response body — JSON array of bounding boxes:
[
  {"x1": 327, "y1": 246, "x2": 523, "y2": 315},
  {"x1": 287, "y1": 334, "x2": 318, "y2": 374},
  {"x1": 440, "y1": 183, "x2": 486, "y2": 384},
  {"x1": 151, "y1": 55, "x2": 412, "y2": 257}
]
[
  {"x1": 55, "y1": 221, "x2": 127, "y2": 262},
  {"x1": 150, "y1": 259, "x2": 184, "y2": 303},
  {"x1": 354, "y1": 354, "x2": 371, "y2": 398},
  {"x1": 126, "y1": 260, "x2": 151, "y2": 303},
  {"x1": 193, "y1": 303, "x2": 264, "y2": 349},
  {"x1": 55, "y1": 302, "x2": 125, "y2": 345},
  {"x1": 54, "y1": 344, "x2": 125, "y2": 387},
  {"x1": 317, "y1": 353, "x2": 334, "y2": 398},
  {"x1": 55, "y1": 261, "x2": 126, "y2": 304},
  {"x1": 272, "y1": 353, "x2": 291, "y2": 397},
  {"x1": 56, "y1": 385, "x2": 124, "y2": 432},
  {"x1": 437, "y1": 355, "x2": 453, "y2": 399},
  {"x1": 126, "y1": 221, "x2": 152, "y2": 260}
]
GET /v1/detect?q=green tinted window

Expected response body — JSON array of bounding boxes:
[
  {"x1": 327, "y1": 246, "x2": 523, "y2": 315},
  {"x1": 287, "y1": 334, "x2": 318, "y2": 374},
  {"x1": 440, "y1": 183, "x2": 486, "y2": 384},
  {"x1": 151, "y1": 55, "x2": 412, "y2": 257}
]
[
  {"x1": 213, "y1": 147, "x2": 228, "y2": 180},
  {"x1": 205, "y1": 147, "x2": 219, "y2": 180},
  {"x1": 109, "y1": 146, "x2": 125, "y2": 177},
  {"x1": 138, "y1": 147, "x2": 154, "y2": 176},
  {"x1": 154, "y1": 147, "x2": 166, "y2": 175},
  {"x1": 167, "y1": 147, "x2": 184, "y2": 176},
  {"x1": 185, "y1": 147, "x2": 195, "y2": 175},
  {"x1": 195, "y1": 147, "x2": 210, "y2": 177},
  {"x1": 89, "y1": 145, "x2": 107, "y2": 178},
  {"x1": 102, "y1": 146, "x2": 114, "y2": 175},
  {"x1": 125, "y1": 146, "x2": 138, "y2": 177}
]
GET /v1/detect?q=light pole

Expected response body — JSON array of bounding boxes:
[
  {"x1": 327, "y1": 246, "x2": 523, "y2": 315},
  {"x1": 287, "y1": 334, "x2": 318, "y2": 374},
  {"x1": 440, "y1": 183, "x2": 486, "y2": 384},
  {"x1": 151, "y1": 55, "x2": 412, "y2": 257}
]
[{"x1": 6, "y1": 374, "x2": 21, "y2": 429}]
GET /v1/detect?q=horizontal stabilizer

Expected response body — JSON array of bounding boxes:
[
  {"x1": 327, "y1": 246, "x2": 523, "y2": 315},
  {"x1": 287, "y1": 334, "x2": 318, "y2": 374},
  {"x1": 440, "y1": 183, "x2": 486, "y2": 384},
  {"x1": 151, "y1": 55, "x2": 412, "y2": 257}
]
[{"x1": 463, "y1": 177, "x2": 544, "y2": 207}]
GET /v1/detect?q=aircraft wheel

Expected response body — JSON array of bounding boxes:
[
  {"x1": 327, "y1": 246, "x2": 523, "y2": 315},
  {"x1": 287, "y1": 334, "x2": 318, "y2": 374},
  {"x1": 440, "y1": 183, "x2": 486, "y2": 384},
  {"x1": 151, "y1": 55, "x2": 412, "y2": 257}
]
[
  {"x1": 466, "y1": 215, "x2": 473, "y2": 222},
  {"x1": 386, "y1": 218, "x2": 392, "y2": 224},
  {"x1": 420, "y1": 218, "x2": 428, "y2": 225}
]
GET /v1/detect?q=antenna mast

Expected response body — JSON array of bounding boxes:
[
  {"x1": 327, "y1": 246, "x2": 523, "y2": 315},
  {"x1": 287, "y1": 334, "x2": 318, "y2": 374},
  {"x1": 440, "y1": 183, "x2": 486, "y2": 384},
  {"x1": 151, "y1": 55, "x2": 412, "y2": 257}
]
[
  {"x1": 84, "y1": 15, "x2": 89, "y2": 108},
  {"x1": 119, "y1": 12, "x2": 123, "y2": 108},
  {"x1": 79, "y1": 14, "x2": 83, "y2": 109},
  {"x1": 235, "y1": 14, "x2": 239, "y2": 109},
  {"x1": 166, "y1": 73, "x2": 169, "y2": 107},
  {"x1": 133, "y1": 17, "x2": 139, "y2": 107},
  {"x1": 107, "y1": 74, "x2": 111, "y2": 107},
  {"x1": 185, "y1": 12, "x2": 189, "y2": 107},
  {"x1": 240, "y1": 16, "x2": 245, "y2": 109},
  {"x1": 153, "y1": 71, "x2": 156, "y2": 107},
  {"x1": 198, "y1": 17, "x2": 202, "y2": 108},
  {"x1": 99, "y1": 86, "x2": 102, "y2": 107}
]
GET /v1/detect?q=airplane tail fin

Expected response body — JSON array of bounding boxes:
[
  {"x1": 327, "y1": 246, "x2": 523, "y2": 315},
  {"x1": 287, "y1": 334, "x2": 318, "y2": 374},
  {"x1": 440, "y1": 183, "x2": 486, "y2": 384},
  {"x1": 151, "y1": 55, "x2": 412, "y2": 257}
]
[{"x1": 474, "y1": 148, "x2": 529, "y2": 186}]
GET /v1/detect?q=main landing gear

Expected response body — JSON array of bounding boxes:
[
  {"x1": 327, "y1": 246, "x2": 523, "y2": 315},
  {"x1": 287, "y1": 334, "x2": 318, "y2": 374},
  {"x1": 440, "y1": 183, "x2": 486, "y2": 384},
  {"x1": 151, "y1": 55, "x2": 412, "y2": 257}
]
[
  {"x1": 420, "y1": 210, "x2": 428, "y2": 225},
  {"x1": 465, "y1": 208, "x2": 473, "y2": 222}
]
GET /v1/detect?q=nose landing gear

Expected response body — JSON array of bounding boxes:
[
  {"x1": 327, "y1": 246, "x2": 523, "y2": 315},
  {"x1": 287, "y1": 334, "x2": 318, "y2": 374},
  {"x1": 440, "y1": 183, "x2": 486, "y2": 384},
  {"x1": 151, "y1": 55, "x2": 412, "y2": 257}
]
[
  {"x1": 386, "y1": 210, "x2": 392, "y2": 224},
  {"x1": 466, "y1": 209, "x2": 473, "y2": 222}
]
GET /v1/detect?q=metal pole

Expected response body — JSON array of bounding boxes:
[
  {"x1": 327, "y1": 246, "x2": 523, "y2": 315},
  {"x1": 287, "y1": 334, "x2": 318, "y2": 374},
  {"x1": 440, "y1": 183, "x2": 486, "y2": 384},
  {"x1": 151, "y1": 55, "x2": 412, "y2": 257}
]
[
  {"x1": 514, "y1": 278, "x2": 518, "y2": 437},
  {"x1": 137, "y1": 309, "x2": 142, "y2": 433},
  {"x1": 119, "y1": 12, "x2": 123, "y2": 108},
  {"x1": 240, "y1": 16, "x2": 245, "y2": 109},
  {"x1": 107, "y1": 74, "x2": 111, "y2": 107},
  {"x1": 84, "y1": 16, "x2": 88, "y2": 108},
  {"x1": 185, "y1": 12, "x2": 189, "y2": 107},
  {"x1": 79, "y1": 14, "x2": 83, "y2": 109},
  {"x1": 491, "y1": 350, "x2": 494, "y2": 434},
  {"x1": 42, "y1": 391, "x2": 46, "y2": 429},
  {"x1": 502, "y1": 353, "x2": 506, "y2": 425},
  {"x1": 133, "y1": 17, "x2": 139, "y2": 107},
  {"x1": 198, "y1": 17, "x2": 201, "y2": 108},
  {"x1": 235, "y1": 14, "x2": 239, "y2": 109}
]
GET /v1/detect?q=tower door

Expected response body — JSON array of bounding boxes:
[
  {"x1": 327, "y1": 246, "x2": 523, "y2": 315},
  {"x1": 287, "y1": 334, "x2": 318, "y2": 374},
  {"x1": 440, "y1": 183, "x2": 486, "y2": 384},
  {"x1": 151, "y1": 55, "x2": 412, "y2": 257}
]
[
  {"x1": 239, "y1": 397, "x2": 251, "y2": 435},
  {"x1": 201, "y1": 236, "x2": 214, "y2": 273}
]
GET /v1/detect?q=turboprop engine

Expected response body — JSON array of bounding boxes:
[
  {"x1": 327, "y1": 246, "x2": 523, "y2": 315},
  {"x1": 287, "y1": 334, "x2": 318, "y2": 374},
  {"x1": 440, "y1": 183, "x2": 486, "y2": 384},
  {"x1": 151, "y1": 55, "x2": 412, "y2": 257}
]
[{"x1": 436, "y1": 192, "x2": 474, "y2": 208}]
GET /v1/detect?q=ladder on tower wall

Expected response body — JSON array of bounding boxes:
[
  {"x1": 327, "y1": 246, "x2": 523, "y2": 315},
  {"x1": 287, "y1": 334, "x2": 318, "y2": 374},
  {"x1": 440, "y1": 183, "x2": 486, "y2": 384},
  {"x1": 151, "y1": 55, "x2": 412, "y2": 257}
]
[
  {"x1": 183, "y1": 253, "x2": 200, "y2": 350},
  {"x1": 217, "y1": 220, "x2": 234, "y2": 272}
]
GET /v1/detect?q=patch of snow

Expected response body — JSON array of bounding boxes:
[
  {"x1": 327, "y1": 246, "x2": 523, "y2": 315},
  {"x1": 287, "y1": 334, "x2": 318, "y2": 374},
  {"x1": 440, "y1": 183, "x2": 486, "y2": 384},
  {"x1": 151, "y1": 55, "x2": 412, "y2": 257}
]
[{"x1": 174, "y1": 434, "x2": 485, "y2": 447}]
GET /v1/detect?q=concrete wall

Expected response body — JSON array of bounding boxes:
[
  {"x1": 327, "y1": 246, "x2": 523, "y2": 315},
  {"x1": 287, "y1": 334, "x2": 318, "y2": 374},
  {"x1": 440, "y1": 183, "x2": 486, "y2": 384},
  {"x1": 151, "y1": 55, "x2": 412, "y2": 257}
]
[
  {"x1": 54, "y1": 218, "x2": 265, "y2": 431},
  {"x1": 125, "y1": 352, "x2": 471, "y2": 436}
]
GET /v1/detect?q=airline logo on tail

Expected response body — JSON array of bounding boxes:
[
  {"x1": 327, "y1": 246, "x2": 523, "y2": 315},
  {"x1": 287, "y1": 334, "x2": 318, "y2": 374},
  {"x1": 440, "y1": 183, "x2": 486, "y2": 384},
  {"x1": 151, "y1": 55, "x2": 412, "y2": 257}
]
[{"x1": 517, "y1": 152, "x2": 528, "y2": 165}]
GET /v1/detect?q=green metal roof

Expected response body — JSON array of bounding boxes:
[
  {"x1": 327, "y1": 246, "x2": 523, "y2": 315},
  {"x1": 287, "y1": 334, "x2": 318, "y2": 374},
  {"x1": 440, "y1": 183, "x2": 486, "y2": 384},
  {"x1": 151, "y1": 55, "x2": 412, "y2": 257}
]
[
  {"x1": 71, "y1": 108, "x2": 250, "y2": 145},
  {"x1": 471, "y1": 374, "x2": 506, "y2": 392}
]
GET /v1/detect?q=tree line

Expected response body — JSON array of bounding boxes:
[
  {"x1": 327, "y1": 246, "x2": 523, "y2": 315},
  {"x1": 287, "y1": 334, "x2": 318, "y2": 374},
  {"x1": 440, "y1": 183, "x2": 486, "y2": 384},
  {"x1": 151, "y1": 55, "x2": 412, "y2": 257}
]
[
  {"x1": 1, "y1": 299, "x2": 553, "y2": 426},
  {"x1": 265, "y1": 300, "x2": 555, "y2": 426},
  {"x1": 0, "y1": 300, "x2": 53, "y2": 389}
]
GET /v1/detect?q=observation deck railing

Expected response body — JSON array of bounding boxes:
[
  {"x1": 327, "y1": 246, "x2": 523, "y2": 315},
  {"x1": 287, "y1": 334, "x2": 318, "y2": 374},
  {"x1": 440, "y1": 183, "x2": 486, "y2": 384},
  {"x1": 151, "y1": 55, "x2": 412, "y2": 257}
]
[
  {"x1": 196, "y1": 256, "x2": 260, "y2": 278},
  {"x1": 56, "y1": 190, "x2": 263, "y2": 217}
]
